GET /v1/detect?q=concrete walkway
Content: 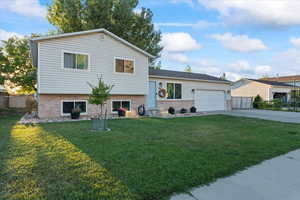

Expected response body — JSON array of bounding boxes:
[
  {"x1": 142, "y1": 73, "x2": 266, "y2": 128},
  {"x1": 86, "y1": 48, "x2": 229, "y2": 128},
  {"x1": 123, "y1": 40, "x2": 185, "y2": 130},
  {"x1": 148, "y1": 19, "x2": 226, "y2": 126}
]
[
  {"x1": 170, "y1": 149, "x2": 300, "y2": 200},
  {"x1": 220, "y1": 109, "x2": 300, "y2": 123}
]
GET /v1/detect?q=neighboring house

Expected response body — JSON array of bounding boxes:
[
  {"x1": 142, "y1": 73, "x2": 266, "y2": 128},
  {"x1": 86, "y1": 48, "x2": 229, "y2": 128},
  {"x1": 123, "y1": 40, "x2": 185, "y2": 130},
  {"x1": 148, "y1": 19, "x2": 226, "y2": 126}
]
[
  {"x1": 232, "y1": 78, "x2": 298, "y2": 102},
  {"x1": 261, "y1": 75, "x2": 300, "y2": 87},
  {"x1": 30, "y1": 28, "x2": 231, "y2": 119}
]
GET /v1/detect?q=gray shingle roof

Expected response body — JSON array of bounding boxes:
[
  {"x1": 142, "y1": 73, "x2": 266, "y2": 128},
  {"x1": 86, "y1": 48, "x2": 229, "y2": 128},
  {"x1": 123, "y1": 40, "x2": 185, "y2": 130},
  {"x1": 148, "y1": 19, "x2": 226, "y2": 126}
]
[
  {"x1": 249, "y1": 79, "x2": 297, "y2": 87},
  {"x1": 149, "y1": 68, "x2": 230, "y2": 83}
]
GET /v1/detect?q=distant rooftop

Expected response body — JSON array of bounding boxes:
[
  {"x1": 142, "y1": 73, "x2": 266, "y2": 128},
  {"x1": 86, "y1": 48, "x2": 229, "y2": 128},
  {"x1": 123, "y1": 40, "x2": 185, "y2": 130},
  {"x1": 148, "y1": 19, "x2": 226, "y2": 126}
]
[
  {"x1": 249, "y1": 79, "x2": 298, "y2": 87},
  {"x1": 261, "y1": 75, "x2": 300, "y2": 82},
  {"x1": 149, "y1": 68, "x2": 230, "y2": 83}
]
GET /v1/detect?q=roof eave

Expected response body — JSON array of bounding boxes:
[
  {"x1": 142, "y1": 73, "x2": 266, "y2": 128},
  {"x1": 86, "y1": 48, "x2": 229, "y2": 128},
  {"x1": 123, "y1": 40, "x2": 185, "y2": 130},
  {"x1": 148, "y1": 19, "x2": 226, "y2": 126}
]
[{"x1": 149, "y1": 75, "x2": 231, "y2": 84}]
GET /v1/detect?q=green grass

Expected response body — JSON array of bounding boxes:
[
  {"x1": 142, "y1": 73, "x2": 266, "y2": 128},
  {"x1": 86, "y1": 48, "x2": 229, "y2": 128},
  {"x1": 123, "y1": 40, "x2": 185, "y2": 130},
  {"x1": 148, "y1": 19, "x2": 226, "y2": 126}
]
[{"x1": 1, "y1": 114, "x2": 300, "y2": 200}]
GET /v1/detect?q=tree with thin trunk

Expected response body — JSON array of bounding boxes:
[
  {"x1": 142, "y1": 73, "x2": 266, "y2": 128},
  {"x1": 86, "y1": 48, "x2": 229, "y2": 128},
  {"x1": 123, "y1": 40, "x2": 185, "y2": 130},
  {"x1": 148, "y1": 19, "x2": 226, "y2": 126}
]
[{"x1": 87, "y1": 77, "x2": 113, "y2": 119}]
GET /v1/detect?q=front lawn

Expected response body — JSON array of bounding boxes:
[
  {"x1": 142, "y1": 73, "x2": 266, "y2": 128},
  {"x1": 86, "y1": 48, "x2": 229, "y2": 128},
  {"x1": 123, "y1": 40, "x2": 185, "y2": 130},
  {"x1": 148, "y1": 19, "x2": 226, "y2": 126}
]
[{"x1": 1, "y1": 114, "x2": 300, "y2": 200}]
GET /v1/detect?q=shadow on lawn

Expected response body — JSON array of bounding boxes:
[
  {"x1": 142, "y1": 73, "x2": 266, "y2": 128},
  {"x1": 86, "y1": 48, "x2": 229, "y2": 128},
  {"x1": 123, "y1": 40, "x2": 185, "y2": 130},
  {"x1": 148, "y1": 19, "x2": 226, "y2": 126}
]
[{"x1": 0, "y1": 121, "x2": 137, "y2": 200}]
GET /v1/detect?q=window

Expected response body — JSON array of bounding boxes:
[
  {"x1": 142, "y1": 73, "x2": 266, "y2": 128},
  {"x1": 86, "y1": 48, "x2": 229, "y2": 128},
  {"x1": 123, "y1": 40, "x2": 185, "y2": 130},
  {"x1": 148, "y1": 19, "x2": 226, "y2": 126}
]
[
  {"x1": 115, "y1": 58, "x2": 134, "y2": 73},
  {"x1": 112, "y1": 100, "x2": 131, "y2": 112},
  {"x1": 64, "y1": 52, "x2": 88, "y2": 70},
  {"x1": 62, "y1": 100, "x2": 87, "y2": 115},
  {"x1": 167, "y1": 83, "x2": 182, "y2": 99}
]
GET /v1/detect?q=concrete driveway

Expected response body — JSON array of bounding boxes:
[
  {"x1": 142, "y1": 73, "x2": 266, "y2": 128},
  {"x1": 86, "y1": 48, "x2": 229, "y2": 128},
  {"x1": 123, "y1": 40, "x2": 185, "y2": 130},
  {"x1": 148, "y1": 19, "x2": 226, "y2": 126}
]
[
  {"x1": 220, "y1": 109, "x2": 300, "y2": 123},
  {"x1": 170, "y1": 149, "x2": 300, "y2": 200}
]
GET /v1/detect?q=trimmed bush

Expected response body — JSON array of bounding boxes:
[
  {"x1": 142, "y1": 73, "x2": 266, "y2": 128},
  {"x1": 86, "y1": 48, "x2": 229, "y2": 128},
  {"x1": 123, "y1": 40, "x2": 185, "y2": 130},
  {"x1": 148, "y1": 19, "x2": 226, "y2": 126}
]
[
  {"x1": 168, "y1": 107, "x2": 175, "y2": 115},
  {"x1": 253, "y1": 95, "x2": 263, "y2": 109},
  {"x1": 190, "y1": 106, "x2": 197, "y2": 113}
]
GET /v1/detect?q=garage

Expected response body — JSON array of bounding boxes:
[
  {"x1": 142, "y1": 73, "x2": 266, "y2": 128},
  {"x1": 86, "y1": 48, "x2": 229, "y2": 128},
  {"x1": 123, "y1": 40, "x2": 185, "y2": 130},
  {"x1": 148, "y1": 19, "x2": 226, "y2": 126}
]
[{"x1": 194, "y1": 90, "x2": 225, "y2": 111}]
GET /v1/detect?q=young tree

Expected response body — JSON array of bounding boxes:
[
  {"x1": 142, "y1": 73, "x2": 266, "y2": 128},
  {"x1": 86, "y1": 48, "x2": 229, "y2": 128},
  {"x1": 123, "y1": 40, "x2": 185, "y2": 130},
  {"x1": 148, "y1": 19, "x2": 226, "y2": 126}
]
[
  {"x1": 0, "y1": 37, "x2": 36, "y2": 93},
  {"x1": 220, "y1": 73, "x2": 226, "y2": 80},
  {"x1": 47, "y1": 0, "x2": 162, "y2": 58},
  {"x1": 184, "y1": 65, "x2": 192, "y2": 73},
  {"x1": 87, "y1": 77, "x2": 114, "y2": 119}
]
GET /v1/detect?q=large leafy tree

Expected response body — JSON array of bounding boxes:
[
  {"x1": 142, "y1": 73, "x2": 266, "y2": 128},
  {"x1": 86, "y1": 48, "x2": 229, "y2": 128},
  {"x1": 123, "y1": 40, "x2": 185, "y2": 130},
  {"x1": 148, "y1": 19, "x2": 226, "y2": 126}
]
[
  {"x1": 0, "y1": 37, "x2": 36, "y2": 93},
  {"x1": 48, "y1": 0, "x2": 162, "y2": 58}
]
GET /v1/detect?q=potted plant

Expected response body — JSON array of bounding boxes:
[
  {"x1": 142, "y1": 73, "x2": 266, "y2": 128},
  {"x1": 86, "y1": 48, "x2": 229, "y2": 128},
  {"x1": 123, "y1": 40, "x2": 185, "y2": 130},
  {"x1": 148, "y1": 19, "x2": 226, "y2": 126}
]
[
  {"x1": 190, "y1": 106, "x2": 197, "y2": 113},
  {"x1": 180, "y1": 108, "x2": 187, "y2": 114},
  {"x1": 88, "y1": 76, "x2": 114, "y2": 131},
  {"x1": 168, "y1": 107, "x2": 175, "y2": 115},
  {"x1": 71, "y1": 107, "x2": 81, "y2": 119},
  {"x1": 118, "y1": 107, "x2": 126, "y2": 117}
]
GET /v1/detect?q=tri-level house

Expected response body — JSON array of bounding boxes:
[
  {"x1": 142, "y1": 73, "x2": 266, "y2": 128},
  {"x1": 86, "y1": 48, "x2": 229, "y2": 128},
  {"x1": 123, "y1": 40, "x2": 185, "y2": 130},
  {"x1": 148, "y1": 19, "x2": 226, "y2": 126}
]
[{"x1": 30, "y1": 29, "x2": 231, "y2": 119}]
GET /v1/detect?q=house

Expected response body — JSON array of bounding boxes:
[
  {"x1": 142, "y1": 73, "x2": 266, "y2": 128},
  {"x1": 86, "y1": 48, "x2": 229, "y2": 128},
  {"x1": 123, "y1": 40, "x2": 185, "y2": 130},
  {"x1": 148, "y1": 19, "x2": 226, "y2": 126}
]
[
  {"x1": 231, "y1": 78, "x2": 298, "y2": 102},
  {"x1": 30, "y1": 28, "x2": 231, "y2": 119},
  {"x1": 261, "y1": 75, "x2": 300, "y2": 87}
]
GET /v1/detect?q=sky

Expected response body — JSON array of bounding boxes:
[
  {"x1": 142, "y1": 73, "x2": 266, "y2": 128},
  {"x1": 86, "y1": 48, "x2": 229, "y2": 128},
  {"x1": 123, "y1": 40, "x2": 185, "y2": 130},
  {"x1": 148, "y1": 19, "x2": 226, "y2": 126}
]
[{"x1": 1, "y1": 0, "x2": 300, "y2": 81}]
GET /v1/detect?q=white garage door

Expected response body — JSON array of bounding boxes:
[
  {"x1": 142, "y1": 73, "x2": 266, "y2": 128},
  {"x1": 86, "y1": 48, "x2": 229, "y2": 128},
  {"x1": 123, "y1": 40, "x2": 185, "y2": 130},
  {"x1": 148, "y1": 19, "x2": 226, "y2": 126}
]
[{"x1": 194, "y1": 90, "x2": 225, "y2": 111}]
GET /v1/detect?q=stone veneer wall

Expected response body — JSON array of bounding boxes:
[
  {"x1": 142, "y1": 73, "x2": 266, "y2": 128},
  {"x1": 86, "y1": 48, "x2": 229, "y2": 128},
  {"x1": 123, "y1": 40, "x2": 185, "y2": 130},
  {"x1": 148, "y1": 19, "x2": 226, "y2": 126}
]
[
  {"x1": 157, "y1": 100, "x2": 194, "y2": 112},
  {"x1": 38, "y1": 94, "x2": 146, "y2": 119}
]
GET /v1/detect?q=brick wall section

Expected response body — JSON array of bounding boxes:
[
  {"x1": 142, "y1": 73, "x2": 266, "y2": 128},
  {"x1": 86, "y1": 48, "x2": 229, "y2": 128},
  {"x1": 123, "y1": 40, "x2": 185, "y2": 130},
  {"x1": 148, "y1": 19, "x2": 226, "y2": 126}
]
[
  {"x1": 38, "y1": 94, "x2": 146, "y2": 119},
  {"x1": 157, "y1": 100, "x2": 194, "y2": 112}
]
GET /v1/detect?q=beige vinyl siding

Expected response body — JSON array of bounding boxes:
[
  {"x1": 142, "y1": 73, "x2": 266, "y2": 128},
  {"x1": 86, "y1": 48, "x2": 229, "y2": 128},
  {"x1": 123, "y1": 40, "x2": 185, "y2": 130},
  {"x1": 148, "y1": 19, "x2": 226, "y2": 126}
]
[
  {"x1": 149, "y1": 77, "x2": 231, "y2": 101},
  {"x1": 38, "y1": 33, "x2": 148, "y2": 95},
  {"x1": 231, "y1": 81, "x2": 271, "y2": 100}
]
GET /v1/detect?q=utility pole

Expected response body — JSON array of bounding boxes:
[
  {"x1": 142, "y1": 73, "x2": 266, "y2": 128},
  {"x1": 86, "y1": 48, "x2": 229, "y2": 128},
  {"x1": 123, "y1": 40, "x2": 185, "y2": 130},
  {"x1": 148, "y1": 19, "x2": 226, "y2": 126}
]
[{"x1": 294, "y1": 80, "x2": 296, "y2": 112}]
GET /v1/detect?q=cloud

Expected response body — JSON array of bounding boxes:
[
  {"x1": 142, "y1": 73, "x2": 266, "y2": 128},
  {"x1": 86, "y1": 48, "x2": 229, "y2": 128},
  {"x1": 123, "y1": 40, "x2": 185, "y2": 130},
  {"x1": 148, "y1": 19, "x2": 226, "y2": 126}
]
[
  {"x1": 0, "y1": 29, "x2": 23, "y2": 46},
  {"x1": 156, "y1": 20, "x2": 218, "y2": 29},
  {"x1": 209, "y1": 33, "x2": 268, "y2": 52},
  {"x1": 161, "y1": 32, "x2": 201, "y2": 52},
  {"x1": 166, "y1": 53, "x2": 189, "y2": 63},
  {"x1": 169, "y1": 0, "x2": 194, "y2": 6},
  {"x1": 229, "y1": 60, "x2": 272, "y2": 77},
  {"x1": 272, "y1": 49, "x2": 300, "y2": 75},
  {"x1": 0, "y1": 0, "x2": 47, "y2": 18},
  {"x1": 198, "y1": 0, "x2": 300, "y2": 28},
  {"x1": 290, "y1": 37, "x2": 300, "y2": 48}
]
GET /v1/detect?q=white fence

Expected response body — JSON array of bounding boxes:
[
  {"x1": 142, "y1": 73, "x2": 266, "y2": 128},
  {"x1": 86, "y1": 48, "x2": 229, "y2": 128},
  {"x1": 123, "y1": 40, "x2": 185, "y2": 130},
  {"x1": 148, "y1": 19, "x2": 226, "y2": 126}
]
[{"x1": 232, "y1": 97, "x2": 253, "y2": 110}]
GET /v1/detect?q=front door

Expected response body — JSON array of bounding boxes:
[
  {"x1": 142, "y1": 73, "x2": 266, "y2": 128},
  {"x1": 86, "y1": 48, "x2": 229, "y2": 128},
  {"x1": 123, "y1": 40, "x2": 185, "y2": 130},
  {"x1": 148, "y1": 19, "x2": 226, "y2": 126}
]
[{"x1": 148, "y1": 81, "x2": 157, "y2": 108}]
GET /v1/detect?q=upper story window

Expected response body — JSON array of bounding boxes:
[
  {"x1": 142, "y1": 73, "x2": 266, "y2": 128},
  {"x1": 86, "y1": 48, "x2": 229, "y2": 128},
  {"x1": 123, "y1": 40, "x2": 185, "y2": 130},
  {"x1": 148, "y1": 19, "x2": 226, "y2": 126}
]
[
  {"x1": 167, "y1": 83, "x2": 182, "y2": 99},
  {"x1": 115, "y1": 58, "x2": 134, "y2": 74},
  {"x1": 64, "y1": 52, "x2": 88, "y2": 70}
]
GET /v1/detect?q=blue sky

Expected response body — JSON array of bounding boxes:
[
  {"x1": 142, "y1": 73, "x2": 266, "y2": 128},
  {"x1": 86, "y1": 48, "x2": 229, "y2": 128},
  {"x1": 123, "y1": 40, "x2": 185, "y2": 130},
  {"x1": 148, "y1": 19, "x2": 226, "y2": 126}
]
[{"x1": 1, "y1": 0, "x2": 300, "y2": 80}]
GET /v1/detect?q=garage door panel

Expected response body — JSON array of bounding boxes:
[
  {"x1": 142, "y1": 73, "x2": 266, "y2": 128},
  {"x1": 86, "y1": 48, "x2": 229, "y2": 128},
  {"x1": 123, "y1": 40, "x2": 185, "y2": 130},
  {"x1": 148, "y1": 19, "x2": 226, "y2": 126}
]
[{"x1": 195, "y1": 90, "x2": 225, "y2": 111}]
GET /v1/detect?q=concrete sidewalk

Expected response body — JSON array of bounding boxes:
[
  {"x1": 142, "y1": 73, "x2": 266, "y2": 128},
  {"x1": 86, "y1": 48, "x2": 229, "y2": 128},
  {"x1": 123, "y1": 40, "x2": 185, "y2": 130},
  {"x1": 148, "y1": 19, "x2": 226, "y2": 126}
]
[
  {"x1": 220, "y1": 109, "x2": 300, "y2": 124},
  {"x1": 170, "y1": 149, "x2": 300, "y2": 200}
]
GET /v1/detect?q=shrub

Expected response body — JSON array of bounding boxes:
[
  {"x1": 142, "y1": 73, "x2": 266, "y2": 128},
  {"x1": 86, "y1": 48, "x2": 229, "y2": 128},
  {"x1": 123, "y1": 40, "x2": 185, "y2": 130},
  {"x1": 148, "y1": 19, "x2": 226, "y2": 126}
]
[
  {"x1": 253, "y1": 95, "x2": 263, "y2": 109},
  {"x1": 272, "y1": 99, "x2": 282, "y2": 108},
  {"x1": 25, "y1": 96, "x2": 37, "y2": 113},
  {"x1": 180, "y1": 108, "x2": 187, "y2": 114},
  {"x1": 168, "y1": 107, "x2": 175, "y2": 115},
  {"x1": 190, "y1": 106, "x2": 197, "y2": 113}
]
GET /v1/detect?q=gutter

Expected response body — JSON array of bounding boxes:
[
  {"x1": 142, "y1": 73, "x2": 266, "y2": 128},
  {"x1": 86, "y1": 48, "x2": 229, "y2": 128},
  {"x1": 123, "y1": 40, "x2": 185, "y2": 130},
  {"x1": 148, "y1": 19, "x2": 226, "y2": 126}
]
[{"x1": 149, "y1": 75, "x2": 231, "y2": 84}]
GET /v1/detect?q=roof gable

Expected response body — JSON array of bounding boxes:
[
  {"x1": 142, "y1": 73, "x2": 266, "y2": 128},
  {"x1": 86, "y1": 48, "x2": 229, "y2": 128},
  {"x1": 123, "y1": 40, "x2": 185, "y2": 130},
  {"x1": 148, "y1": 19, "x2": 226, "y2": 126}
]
[{"x1": 30, "y1": 29, "x2": 155, "y2": 67}]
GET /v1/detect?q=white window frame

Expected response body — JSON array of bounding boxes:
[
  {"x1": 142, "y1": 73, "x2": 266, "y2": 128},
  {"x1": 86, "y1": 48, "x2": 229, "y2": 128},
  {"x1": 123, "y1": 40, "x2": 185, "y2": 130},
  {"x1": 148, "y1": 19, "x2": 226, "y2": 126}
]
[
  {"x1": 111, "y1": 99, "x2": 132, "y2": 113},
  {"x1": 114, "y1": 57, "x2": 135, "y2": 75},
  {"x1": 166, "y1": 82, "x2": 182, "y2": 100},
  {"x1": 61, "y1": 100, "x2": 88, "y2": 116},
  {"x1": 61, "y1": 50, "x2": 90, "y2": 71}
]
